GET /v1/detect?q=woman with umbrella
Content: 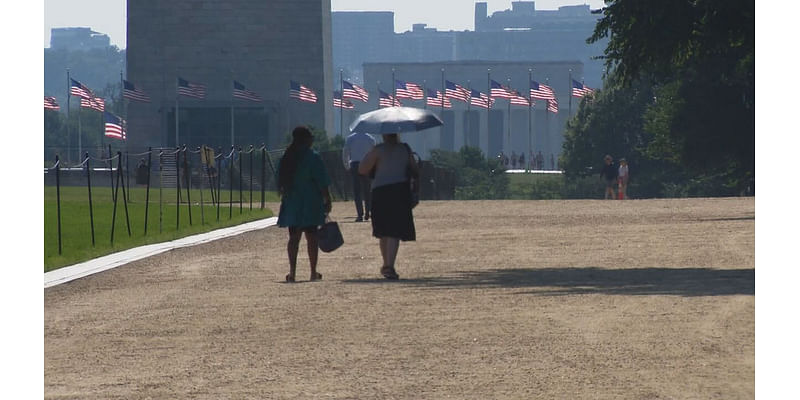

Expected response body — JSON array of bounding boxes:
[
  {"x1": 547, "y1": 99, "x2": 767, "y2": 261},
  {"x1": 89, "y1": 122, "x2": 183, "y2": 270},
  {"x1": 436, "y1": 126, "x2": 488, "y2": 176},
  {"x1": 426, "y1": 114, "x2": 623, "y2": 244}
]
[
  {"x1": 358, "y1": 133, "x2": 419, "y2": 280},
  {"x1": 351, "y1": 107, "x2": 442, "y2": 280}
]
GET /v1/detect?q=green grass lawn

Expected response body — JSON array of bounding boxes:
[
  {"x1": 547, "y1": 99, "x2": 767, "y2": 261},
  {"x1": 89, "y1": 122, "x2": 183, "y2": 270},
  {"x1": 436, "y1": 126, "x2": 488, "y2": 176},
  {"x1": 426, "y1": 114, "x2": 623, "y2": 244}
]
[
  {"x1": 507, "y1": 172, "x2": 566, "y2": 200},
  {"x1": 44, "y1": 185, "x2": 279, "y2": 272}
]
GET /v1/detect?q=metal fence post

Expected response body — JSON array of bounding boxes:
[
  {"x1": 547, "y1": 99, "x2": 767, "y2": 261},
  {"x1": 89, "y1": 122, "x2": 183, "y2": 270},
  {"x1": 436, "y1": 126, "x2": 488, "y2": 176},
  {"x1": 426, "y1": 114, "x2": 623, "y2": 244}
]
[
  {"x1": 144, "y1": 147, "x2": 152, "y2": 235},
  {"x1": 85, "y1": 152, "x2": 95, "y2": 246},
  {"x1": 197, "y1": 147, "x2": 205, "y2": 225},
  {"x1": 229, "y1": 146, "x2": 234, "y2": 220},
  {"x1": 176, "y1": 147, "x2": 181, "y2": 230},
  {"x1": 249, "y1": 145, "x2": 253, "y2": 211},
  {"x1": 55, "y1": 156, "x2": 62, "y2": 255},
  {"x1": 183, "y1": 145, "x2": 192, "y2": 226},
  {"x1": 260, "y1": 144, "x2": 266, "y2": 210},
  {"x1": 238, "y1": 146, "x2": 243, "y2": 215},
  {"x1": 118, "y1": 152, "x2": 132, "y2": 237}
]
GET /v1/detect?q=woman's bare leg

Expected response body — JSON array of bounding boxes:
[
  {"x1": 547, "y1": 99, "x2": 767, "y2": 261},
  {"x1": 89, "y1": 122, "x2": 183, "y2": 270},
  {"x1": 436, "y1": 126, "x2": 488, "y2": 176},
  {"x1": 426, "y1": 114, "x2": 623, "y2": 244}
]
[
  {"x1": 305, "y1": 229, "x2": 320, "y2": 280},
  {"x1": 287, "y1": 228, "x2": 302, "y2": 280}
]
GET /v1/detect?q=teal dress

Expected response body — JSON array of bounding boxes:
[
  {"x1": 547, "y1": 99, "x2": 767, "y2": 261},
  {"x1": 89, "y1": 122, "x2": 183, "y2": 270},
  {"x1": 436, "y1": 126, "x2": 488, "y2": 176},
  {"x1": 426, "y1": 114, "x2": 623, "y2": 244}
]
[{"x1": 277, "y1": 148, "x2": 331, "y2": 228}]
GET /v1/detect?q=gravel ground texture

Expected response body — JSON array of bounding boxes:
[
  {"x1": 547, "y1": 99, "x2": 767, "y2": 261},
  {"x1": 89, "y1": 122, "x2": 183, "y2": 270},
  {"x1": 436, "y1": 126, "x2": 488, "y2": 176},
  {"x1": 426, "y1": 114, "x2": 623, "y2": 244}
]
[{"x1": 44, "y1": 197, "x2": 755, "y2": 399}]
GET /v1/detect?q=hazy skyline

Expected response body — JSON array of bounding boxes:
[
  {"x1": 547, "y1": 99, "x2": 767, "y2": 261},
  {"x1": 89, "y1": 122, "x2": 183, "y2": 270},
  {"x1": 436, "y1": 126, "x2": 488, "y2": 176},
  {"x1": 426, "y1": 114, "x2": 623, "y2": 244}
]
[{"x1": 44, "y1": 0, "x2": 605, "y2": 49}]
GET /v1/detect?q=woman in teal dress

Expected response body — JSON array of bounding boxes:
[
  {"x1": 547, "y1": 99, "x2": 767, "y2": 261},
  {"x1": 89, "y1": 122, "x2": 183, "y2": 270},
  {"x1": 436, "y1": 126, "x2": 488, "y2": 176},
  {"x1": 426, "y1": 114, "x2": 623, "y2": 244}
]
[{"x1": 277, "y1": 126, "x2": 332, "y2": 282}]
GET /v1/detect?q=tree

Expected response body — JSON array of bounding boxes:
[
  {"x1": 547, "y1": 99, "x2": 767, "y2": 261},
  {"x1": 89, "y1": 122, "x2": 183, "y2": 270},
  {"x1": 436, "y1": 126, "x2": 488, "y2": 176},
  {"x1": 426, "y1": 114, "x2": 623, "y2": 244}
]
[{"x1": 589, "y1": 0, "x2": 754, "y2": 193}]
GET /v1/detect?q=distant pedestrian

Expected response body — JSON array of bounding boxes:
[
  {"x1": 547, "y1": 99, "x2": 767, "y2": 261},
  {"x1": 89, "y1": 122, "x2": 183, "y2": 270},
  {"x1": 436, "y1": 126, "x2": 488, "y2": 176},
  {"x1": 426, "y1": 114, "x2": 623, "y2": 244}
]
[
  {"x1": 358, "y1": 133, "x2": 419, "y2": 280},
  {"x1": 277, "y1": 126, "x2": 333, "y2": 283},
  {"x1": 511, "y1": 151, "x2": 518, "y2": 169},
  {"x1": 536, "y1": 151, "x2": 544, "y2": 170},
  {"x1": 550, "y1": 154, "x2": 555, "y2": 170},
  {"x1": 600, "y1": 154, "x2": 618, "y2": 200},
  {"x1": 518, "y1": 152, "x2": 526, "y2": 172},
  {"x1": 342, "y1": 130, "x2": 376, "y2": 222},
  {"x1": 617, "y1": 158, "x2": 629, "y2": 200}
]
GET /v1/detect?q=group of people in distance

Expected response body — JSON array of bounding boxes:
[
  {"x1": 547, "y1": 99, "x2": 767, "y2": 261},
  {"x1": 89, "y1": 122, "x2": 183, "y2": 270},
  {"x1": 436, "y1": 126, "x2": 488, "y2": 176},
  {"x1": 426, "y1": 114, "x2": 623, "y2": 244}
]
[
  {"x1": 276, "y1": 126, "x2": 419, "y2": 283},
  {"x1": 600, "y1": 154, "x2": 629, "y2": 200}
]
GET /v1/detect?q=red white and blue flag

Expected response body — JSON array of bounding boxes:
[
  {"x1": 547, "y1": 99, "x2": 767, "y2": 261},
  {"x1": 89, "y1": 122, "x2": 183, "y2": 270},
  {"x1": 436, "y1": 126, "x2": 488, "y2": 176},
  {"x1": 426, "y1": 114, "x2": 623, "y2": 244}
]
[
  {"x1": 342, "y1": 80, "x2": 369, "y2": 102},
  {"x1": 178, "y1": 77, "x2": 206, "y2": 99},
  {"x1": 395, "y1": 80, "x2": 424, "y2": 100},
  {"x1": 333, "y1": 91, "x2": 354, "y2": 109},
  {"x1": 530, "y1": 80, "x2": 555, "y2": 100},
  {"x1": 104, "y1": 111, "x2": 126, "y2": 140},
  {"x1": 490, "y1": 80, "x2": 514, "y2": 99},
  {"x1": 80, "y1": 96, "x2": 105, "y2": 112},
  {"x1": 547, "y1": 97, "x2": 559, "y2": 113},
  {"x1": 571, "y1": 79, "x2": 594, "y2": 98},
  {"x1": 123, "y1": 80, "x2": 151, "y2": 102},
  {"x1": 379, "y1": 90, "x2": 402, "y2": 108},
  {"x1": 44, "y1": 96, "x2": 60, "y2": 110},
  {"x1": 289, "y1": 81, "x2": 318, "y2": 103},
  {"x1": 70, "y1": 78, "x2": 93, "y2": 99},
  {"x1": 509, "y1": 90, "x2": 530, "y2": 107},
  {"x1": 445, "y1": 80, "x2": 470, "y2": 103},
  {"x1": 426, "y1": 89, "x2": 452, "y2": 108},
  {"x1": 470, "y1": 90, "x2": 494, "y2": 109},
  {"x1": 233, "y1": 80, "x2": 263, "y2": 102}
]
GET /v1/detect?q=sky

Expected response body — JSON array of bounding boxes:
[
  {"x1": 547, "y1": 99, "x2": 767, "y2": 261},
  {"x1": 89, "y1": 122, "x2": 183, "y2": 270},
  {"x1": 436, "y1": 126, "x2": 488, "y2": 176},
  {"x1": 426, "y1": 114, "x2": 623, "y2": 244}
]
[{"x1": 43, "y1": 0, "x2": 605, "y2": 49}]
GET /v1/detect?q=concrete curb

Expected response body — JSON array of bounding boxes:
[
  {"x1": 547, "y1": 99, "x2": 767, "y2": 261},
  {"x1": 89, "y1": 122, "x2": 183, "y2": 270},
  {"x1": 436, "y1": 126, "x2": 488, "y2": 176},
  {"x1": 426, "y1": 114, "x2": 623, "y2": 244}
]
[{"x1": 44, "y1": 217, "x2": 278, "y2": 288}]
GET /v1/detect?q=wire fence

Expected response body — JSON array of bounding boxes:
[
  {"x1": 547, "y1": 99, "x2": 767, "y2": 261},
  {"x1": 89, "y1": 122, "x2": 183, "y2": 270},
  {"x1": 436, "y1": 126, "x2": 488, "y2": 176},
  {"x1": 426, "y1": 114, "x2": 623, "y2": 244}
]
[{"x1": 44, "y1": 144, "x2": 455, "y2": 255}]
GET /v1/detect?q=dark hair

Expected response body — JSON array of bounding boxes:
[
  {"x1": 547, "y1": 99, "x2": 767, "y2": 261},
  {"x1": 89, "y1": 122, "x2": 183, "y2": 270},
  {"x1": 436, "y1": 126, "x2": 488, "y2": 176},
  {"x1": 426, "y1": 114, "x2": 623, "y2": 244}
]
[{"x1": 278, "y1": 126, "x2": 314, "y2": 195}]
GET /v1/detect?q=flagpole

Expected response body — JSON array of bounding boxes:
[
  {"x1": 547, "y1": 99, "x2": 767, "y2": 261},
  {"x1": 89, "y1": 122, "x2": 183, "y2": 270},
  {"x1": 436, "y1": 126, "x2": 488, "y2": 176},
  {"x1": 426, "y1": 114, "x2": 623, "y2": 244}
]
[
  {"x1": 487, "y1": 68, "x2": 490, "y2": 158},
  {"x1": 528, "y1": 68, "x2": 533, "y2": 172},
  {"x1": 568, "y1": 69, "x2": 572, "y2": 116},
  {"x1": 466, "y1": 79, "x2": 471, "y2": 149},
  {"x1": 441, "y1": 68, "x2": 445, "y2": 151},
  {"x1": 120, "y1": 70, "x2": 126, "y2": 158},
  {"x1": 78, "y1": 96, "x2": 82, "y2": 162},
  {"x1": 66, "y1": 69, "x2": 71, "y2": 164},
  {"x1": 230, "y1": 73, "x2": 235, "y2": 147},
  {"x1": 175, "y1": 76, "x2": 179, "y2": 148},
  {"x1": 507, "y1": 77, "x2": 511, "y2": 152},
  {"x1": 339, "y1": 69, "x2": 343, "y2": 137}
]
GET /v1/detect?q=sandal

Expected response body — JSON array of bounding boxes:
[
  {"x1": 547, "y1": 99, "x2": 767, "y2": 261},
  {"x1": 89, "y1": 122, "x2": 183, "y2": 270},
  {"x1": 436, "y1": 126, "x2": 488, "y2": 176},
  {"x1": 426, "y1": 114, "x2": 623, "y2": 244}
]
[
  {"x1": 311, "y1": 272, "x2": 323, "y2": 281},
  {"x1": 285, "y1": 274, "x2": 296, "y2": 283},
  {"x1": 380, "y1": 266, "x2": 399, "y2": 280}
]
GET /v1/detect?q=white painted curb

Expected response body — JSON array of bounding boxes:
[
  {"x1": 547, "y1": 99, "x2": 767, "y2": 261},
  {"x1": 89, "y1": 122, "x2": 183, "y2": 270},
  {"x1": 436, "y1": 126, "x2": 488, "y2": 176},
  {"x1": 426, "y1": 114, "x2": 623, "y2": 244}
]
[{"x1": 44, "y1": 217, "x2": 278, "y2": 288}]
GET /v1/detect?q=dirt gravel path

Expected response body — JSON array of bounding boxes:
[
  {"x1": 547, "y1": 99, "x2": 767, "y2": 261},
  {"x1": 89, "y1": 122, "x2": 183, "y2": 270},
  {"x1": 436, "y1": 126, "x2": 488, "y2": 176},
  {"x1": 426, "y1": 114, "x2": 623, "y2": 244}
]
[{"x1": 44, "y1": 197, "x2": 754, "y2": 399}]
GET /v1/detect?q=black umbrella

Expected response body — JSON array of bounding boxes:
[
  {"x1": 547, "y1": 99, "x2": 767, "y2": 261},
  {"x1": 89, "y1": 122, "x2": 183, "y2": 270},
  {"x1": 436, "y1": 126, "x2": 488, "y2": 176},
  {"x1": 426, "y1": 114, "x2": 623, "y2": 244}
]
[{"x1": 349, "y1": 107, "x2": 443, "y2": 134}]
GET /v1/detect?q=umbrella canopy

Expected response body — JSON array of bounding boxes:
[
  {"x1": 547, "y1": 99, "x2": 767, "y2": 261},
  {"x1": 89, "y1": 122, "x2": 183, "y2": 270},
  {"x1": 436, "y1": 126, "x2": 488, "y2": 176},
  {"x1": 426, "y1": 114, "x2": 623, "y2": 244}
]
[{"x1": 349, "y1": 107, "x2": 443, "y2": 134}]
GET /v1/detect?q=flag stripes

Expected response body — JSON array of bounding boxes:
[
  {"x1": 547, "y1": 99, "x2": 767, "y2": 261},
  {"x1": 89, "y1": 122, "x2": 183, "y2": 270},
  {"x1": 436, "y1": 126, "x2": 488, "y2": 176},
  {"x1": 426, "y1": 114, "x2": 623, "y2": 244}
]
[
  {"x1": 342, "y1": 80, "x2": 369, "y2": 102},
  {"x1": 44, "y1": 96, "x2": 60, "y2": 110},
  {"x1": 395, "y1": 80, "x2": 424, "y2": 100},
  {"x1": 490, "y1": 80, "x2": 514, "y2": 99},
  {"x1": 426, "y1": 89, "x2": 452, "y2": 108},
  {"x1": 470, "y1": 90, "x2": 494, "y2": 109},
  {"x1": 571, "y1": 79, "x2": 594, "y2": 97},
  {"x1": 289, "y1": 81, "x2": 318, "y2": 103},
  {"x1": 123, "y1": 80, "x2": 151, "y2": 102},
  {"x1": 80, "y1": 97, "x2": 105, "y2": 112},
  {"x1": 70, "y1": 78, "x2": 93, "y2": 99},
  {"x1": 379, "y1": 90, "x2": 402, "y2": 107},
  {"x1": 104, "y1": 111, "x2": 126, "y2": 140},
  {"x1": 333, "y1": 91, "x2": 354, "y2": 109},
  {"x1": 530, "y1": 81, "x2": 556, "y2": 100},
  {"x1": 178, "y1": 77, "x2": 206, "y2": 99},
  {"x1": 233, "y1": 80, "x2": 262, "y2": 102},
  {"x1": 445, "y1": 80, "x2": 470, "y2": 103}
]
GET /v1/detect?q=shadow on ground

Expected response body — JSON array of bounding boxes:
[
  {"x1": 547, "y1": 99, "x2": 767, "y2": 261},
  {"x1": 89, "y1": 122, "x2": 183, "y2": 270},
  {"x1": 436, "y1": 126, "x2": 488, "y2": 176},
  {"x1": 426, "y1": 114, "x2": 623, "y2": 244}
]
[{"x1": 342, "y1": 267, "x2": 754, "y2": 297}]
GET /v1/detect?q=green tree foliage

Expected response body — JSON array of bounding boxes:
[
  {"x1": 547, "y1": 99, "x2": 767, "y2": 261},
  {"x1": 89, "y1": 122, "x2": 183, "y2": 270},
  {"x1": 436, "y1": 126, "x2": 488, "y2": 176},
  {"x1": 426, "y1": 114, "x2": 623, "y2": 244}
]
[
  {"x1": 582, "y1": 0, "x2": 754, "y2": 194},
  {"x1": 430, "y1": 146, "x2": 509, "y2": 199}
]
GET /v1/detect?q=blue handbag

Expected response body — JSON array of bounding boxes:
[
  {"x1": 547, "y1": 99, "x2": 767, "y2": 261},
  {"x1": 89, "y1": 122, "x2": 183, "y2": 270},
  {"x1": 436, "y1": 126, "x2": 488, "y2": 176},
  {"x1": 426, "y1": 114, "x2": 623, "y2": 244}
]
[{"x1": 317, "y1": 215, "x2": 344, "y2": 253}]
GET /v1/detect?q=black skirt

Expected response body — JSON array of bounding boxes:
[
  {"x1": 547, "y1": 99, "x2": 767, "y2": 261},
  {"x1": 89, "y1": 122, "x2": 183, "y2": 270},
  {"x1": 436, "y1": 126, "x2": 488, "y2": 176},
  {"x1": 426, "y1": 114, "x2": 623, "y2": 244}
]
[{"x1": 370, "y1": 182, "x2": 416, "y2": 241}]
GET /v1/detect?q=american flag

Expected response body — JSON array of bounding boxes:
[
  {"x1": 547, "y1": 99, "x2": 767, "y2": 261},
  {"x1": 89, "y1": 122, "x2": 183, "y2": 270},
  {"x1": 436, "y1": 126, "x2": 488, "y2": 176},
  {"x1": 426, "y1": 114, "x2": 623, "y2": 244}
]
[
  {"x1": 470, "y1": 90, "x2": 494, "y2": 109},
  {"x1": 395, "y1": 79, "x2": 424, "y2": 100},
  {"x1": 426, "y1": 89, "x2": 452, "y2": 108},
  {"x1": 123, "y1": 80, "x2": 151, "y2": 102},
  {"x1": 379, "y1": 90, "x2": 402, "y2": 108},
  {"x1": 178, "y1": 77, "x2": 206, "y2": 99},
  {"x1": 547, "y1": 97, "x2": 559, "y2": 113},
  {"x1": 509, "y1": 90, "x2": 530, "y2": 107},
  {"x1": 70, "y1": 78, "x2": 93, "y2": 99},
  {"x1": 289, "y1": 81, "x2": 317, "y2": 103},
  {"x1": 571, "y1": 79, "x2": 594, "y2": 98},
  {"x1": 233, "y1": 80, "x2": 263, "y2": 102},
  {"x1": 445, "y1": 80, "x2": 470, "y2": 103},
  {"x1": 104, "y1": 111, "x2": 126, "y2": 140},
  {"x1": 80, "y1": 96, "x2": 105, "y2": 112},
  {"x1": 342, "y1": 80, "x2": 369, "y2": 102},
  {"x1": 530, "y1": 80, "x2": 556, "y2": 100},
  {"x1": 44, "y1": 96, "x2": 60, "y2": 110},
  {"x1": 333, "y1": 91, "x2": 354, "y2": 109},
  {"x1": 490, "y1": 80, "x2": 513, "y2": 99}
]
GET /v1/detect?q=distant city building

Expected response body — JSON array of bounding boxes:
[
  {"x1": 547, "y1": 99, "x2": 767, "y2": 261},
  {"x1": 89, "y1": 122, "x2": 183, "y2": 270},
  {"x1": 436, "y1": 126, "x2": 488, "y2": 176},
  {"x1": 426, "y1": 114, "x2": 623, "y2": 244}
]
[
  {"x1": 50, "y1": 27, "x2": 110, "y2": 50},
  {"x1": 126, "y1": 0, "x2": 333, "y2": 150}
]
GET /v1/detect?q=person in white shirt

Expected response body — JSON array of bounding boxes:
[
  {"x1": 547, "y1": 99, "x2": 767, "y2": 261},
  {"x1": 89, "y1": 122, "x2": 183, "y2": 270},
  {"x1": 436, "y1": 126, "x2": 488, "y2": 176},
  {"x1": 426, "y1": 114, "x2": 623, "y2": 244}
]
[
  {"x1": 617, "y1": 158, "x2": 629, "y2": 200},
  {"x1": 342, "y1": 131, "x2": 376, "y2": 221}
]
